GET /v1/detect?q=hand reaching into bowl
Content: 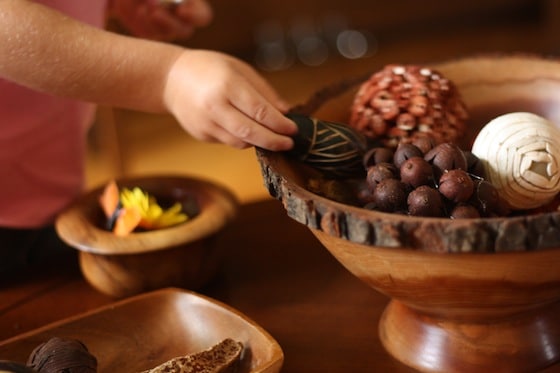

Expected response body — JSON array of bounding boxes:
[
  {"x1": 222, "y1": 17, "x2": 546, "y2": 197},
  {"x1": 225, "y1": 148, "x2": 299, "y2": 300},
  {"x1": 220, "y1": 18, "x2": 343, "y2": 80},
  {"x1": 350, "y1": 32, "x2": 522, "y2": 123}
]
[
  {"x1": 164, "y1": 49, "x2": 297, "y2": 150},
  {"x1": 0, "y1": 0, "x2": 297, "y2": 152}
]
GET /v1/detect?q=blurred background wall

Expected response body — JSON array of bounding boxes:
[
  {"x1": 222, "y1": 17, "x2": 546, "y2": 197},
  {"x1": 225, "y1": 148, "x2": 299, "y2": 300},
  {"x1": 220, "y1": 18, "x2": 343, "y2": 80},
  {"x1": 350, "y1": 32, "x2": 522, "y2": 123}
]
[{"x1": 183, "y1": 0, "x2": 560, "y2": 64}]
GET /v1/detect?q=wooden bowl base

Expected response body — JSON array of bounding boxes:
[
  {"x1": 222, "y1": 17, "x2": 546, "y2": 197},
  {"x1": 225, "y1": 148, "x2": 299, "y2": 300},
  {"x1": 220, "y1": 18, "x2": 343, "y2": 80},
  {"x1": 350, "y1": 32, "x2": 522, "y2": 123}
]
[
  {"x1": 379, "y1": 300, "x2": 560, "y2": 372},
  {"x1": 78, "y1": 237, "x2": 221, "y2": 298}
]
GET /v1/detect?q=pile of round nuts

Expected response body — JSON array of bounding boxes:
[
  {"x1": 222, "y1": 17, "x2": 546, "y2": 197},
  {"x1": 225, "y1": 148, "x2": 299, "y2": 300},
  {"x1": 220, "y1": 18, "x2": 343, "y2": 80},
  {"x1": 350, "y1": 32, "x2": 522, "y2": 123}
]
[{"x1": 357, "y1": 142, "x2": 507, "y2": 218}]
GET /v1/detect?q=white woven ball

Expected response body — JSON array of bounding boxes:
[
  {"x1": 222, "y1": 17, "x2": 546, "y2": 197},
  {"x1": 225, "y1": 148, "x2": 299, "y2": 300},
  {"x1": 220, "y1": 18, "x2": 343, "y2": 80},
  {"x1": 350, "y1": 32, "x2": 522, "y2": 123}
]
[{"x1": 471, "y1": 112, "x2": 560, "y2": 210}]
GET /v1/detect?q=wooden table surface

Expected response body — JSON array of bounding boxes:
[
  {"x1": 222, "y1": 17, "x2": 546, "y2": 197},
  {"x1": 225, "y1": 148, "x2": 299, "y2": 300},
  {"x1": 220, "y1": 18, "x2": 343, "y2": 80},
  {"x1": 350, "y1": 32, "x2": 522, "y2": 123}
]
[{"x1": 1, "y1": 199, "x2": 559, "y2": 372}]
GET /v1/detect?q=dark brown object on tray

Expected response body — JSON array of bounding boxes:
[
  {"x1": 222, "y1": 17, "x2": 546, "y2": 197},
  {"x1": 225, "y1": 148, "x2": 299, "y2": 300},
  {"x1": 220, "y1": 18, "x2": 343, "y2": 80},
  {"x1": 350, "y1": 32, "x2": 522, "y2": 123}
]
[
  {"x1": 140, "y1": 338, "x2": 243, "y2": 373},
  {"x1": 27, "y1": 337, "x2": 97, "y2": 373},
  {"x1": 0, "y1": 360, "x2": 37, "y2": 373}
]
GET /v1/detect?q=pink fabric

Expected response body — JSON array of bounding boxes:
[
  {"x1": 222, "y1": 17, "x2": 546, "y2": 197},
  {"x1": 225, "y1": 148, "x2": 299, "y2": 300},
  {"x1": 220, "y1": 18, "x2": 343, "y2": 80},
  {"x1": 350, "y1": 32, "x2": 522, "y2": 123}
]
[{"x1": 0, "y1": 0, "x2": 108, "y2": 228}]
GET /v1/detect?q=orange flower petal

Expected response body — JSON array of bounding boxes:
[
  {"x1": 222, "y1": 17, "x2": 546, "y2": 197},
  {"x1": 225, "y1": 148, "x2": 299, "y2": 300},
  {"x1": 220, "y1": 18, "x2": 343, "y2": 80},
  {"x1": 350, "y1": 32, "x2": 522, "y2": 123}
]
[
  {"x1": 113, "y1": 207, "x2": 142, "y2": 236},
  {"x1": 99, "y1": 180, "x2": 120, "y2": 218}
]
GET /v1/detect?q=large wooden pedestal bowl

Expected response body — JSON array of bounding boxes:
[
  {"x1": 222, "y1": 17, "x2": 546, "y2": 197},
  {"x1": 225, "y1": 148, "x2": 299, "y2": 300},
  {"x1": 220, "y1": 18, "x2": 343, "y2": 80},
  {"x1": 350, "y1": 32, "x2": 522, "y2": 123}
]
[
  {"x1": 257, "y1": 55, "x2": 560, "y2": 372},
  {"x1": 56, "y1": 175, "x2": 238, "y2": 299}
]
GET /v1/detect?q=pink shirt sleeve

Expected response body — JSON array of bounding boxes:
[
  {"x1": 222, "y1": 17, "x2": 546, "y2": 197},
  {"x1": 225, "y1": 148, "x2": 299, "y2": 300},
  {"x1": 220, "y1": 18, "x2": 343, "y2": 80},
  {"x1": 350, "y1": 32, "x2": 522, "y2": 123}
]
[{"x1": 0, "y1": 0, "x2": 108, "y2": 228}]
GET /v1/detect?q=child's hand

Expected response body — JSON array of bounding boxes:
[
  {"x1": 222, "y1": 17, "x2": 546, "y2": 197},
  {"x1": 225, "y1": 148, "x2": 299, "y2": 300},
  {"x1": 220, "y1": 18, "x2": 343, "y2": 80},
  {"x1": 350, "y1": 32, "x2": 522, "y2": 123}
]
[{"x1": 164, "y1": 49, "x2": 298, "y2": 151}]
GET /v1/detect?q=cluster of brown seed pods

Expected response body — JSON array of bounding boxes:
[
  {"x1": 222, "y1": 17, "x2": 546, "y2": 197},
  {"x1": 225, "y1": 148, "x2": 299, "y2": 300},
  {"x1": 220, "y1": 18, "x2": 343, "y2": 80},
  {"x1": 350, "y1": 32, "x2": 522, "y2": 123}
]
[
  {"x1": 357, "y1": 141, "x2": 508, "y2": 218},
  {"x1": 349, "y1": 64, "x2": 469, "y2": 148}
]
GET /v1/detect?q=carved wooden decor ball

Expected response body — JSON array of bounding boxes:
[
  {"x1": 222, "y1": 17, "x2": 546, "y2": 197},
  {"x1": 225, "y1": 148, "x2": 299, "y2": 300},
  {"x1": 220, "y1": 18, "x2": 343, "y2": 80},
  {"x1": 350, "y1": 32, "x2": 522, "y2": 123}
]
[{"x1": 286, "y1": 113, "x2": 368, "y2": 178}]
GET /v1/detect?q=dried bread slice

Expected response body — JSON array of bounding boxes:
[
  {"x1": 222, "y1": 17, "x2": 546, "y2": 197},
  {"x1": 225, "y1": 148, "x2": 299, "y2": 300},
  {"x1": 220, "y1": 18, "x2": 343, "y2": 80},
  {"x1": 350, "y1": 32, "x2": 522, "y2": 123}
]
[{"x1": 141, "y1": 338, "x2": 243, "y2": 373}]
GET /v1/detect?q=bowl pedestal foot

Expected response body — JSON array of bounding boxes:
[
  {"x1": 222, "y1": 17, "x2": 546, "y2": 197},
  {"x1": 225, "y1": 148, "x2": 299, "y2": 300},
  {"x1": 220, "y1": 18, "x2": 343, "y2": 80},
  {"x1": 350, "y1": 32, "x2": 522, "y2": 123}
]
[{"x1": 379, "y1": 300, "x2": 560, "y2": 372}]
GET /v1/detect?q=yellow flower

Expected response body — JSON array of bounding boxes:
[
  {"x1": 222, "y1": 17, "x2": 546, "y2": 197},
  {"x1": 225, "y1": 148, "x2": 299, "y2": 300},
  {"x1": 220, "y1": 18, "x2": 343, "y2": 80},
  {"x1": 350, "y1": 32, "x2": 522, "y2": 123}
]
[{"x1": 119, "y1": 187, "x2": 188, "y2": 230}]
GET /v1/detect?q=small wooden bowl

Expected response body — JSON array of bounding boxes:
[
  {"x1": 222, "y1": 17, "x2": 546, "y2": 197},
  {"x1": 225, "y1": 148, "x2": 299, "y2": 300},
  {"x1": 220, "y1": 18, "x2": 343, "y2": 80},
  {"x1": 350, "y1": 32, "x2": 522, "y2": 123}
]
[
  {"x1": 56, "y1": 175, "x2": 238, "y2": 299},
  {"x1": 257, "y1": 54, "x2": 560, "y2": 372}
]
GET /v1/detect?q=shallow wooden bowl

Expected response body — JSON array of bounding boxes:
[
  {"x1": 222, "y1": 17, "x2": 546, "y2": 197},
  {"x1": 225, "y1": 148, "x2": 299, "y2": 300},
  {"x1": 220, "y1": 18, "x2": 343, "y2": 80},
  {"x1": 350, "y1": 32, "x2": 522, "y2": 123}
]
[
  {"x1": 0, "y1": 288, "x2": 283, "y2": 373},
  {"x1": 257, "y1": 54, "x2": 560, "y2": 372},
  {"x1": 55, "y1": 175, "x2": 238, "y2": 299}
]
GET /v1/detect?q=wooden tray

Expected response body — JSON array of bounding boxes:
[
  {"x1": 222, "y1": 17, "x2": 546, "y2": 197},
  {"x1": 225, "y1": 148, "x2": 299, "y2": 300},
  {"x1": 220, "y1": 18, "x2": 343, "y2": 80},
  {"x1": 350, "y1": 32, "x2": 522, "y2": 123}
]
[{"x1": 0, "y1": 288, "x2": 283, "y2": 373}]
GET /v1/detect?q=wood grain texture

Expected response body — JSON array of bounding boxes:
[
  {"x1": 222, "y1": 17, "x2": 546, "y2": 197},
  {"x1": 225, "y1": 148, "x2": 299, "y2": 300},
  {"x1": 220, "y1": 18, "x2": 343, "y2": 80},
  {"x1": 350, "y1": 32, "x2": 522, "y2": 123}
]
[{"x1": 0, "y1": 289, "x2": 282, "y2": 373}]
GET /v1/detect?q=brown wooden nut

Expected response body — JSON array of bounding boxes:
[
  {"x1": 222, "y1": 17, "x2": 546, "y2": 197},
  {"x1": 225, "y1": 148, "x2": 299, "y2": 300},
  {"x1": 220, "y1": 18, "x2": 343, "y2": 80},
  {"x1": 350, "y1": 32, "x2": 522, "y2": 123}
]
[
  {"x1": 450, "y1": 204, "x2": 481, "y2": 219},
  {"x1": 407, "y1": 185, "x2": 445, "y2": 217},
  {"x1": 469, "y1": 179, "x2": 508, "y2": 217},
  {"x1": 424, "y1": 142, "x2": 467, "y2": 177},
  {"x1": 363, "y1": 147, "x2": 394, "y2": 168},
  {"x1": 400, "y1": 157, "x2": 435, "y2": 188},
  {"x1": 366, "y1": 162, "x2": 398, "y2": 191},
  {"x1": 373, "y1": 178, "x2": 408, "y2": 212},
  {"x1": 27, "y1": 337, "x2": 97, "y2": 373},
  {"x1": 393, "y1": 143, "x2": 424, "y2": 168},
  {"x1": 439, "y1": 169, "x2": 474, "y2": 203},
  {"x1": 0, "y1": 361, "x2": 36, "y2": 373}
]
